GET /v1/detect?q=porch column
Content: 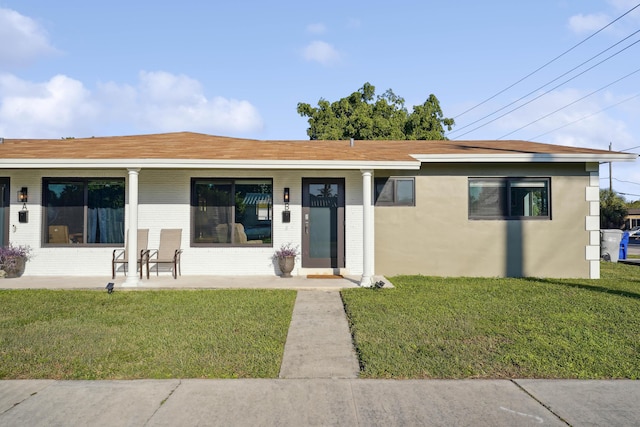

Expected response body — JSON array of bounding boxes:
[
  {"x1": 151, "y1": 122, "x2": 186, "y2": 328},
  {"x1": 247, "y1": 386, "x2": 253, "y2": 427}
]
[
  {"x1": 360, "y1": 169, "x2": 374, "y2": 286},
  {"x1": 123, "y1": 168, "x2": 140, "y2": 287}
]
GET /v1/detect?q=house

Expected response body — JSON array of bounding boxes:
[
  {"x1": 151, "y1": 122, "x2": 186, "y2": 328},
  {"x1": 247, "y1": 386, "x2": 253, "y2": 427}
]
[
  {"x1": 0, "y1": 132, "x2": 636, "y2": 284},
  {"x1": 624, "y1": 208, "x2": 640, "y2": 230}
]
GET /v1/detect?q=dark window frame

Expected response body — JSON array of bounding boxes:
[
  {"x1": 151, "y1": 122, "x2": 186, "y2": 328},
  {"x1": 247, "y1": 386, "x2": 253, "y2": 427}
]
[
  {"x1": 468, "y1": 177, "x2": 551, "y2": 220},
  {"x1": 191, "y1": 178, "x2": 273, "y2": 247},
  {"x1": 42, "y1": 177, "x2": 126, "y2": 245},
  {"x1": 0, "y1": 177, "x2": 9, "y2": 247},
  {"x1": 374, "y1": 177, "x2": 415, "y2": 206}
]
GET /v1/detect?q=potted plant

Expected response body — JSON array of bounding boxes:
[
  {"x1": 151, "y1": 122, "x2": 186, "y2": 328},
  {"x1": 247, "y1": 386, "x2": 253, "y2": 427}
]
[
  {"x1": 273, "y1": 243, "x2": 299, "y2": 278},
  {"x1": 0, "y1": 243, "x2": 32, "y2": 278}
]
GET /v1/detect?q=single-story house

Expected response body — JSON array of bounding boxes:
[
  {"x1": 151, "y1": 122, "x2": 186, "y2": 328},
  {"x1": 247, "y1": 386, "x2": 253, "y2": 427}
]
[
  {"x1": 624, "y1": 208, "x2": 640, "y2": 230},
  {"x1": 0, "y1": 132, "x2": 636, "y2": 284}
]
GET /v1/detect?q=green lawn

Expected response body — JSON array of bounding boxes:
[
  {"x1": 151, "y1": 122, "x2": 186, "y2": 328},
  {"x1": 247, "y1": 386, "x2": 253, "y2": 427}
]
[
  {"x1": 342, "y1": 262, "x2": 640, "y2": 379},
  {"x1": 0, "y1": 289, "x2": 296, "y2": 379},
  {"x1": 2, "y1": 263, "x2": 639, "y2": 380}
]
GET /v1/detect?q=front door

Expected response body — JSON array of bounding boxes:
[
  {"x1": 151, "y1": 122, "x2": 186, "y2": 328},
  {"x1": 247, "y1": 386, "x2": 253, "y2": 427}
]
[
  {"x1": 301, "y1": 178, "x2": 345, "y2": 268},
  {"x1": 0, "y1": 178, "x2": 9, "y2": 247}
]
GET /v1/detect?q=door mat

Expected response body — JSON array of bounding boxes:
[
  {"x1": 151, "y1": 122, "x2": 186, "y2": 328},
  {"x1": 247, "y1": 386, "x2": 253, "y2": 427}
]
[{"x1": 307, "y1": 275, "x2": 344, "y2": 279}]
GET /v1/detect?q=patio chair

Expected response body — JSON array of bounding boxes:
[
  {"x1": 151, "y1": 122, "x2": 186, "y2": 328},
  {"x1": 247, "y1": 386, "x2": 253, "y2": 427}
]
[
  {"x1": 48, "y1": 225, "x2": 70, "y2": 244},
  {"x1": 111, "y1": 229, "x2": 149, "y2": 279},
  {"x1": 148, "y1": 229, "x2": 183, "y2": 279}
]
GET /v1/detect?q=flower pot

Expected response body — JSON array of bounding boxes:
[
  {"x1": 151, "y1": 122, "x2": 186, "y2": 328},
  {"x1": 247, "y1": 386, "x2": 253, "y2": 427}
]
[
  {"x1": 2, "y1": 256, "x2": 26, "y2": 278},
  {"x1": 277, "y1": 256, "x2": 295, "y2": 278}
]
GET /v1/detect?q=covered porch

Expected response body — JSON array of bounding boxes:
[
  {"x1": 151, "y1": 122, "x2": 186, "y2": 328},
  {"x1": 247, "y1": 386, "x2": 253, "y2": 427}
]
[{"x1": 0, "y1": 274, "x2": 393, "y2": 290}]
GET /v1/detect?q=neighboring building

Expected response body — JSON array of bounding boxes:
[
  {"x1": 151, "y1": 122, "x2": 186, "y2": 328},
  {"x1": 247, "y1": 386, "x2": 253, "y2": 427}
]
[
  {"x1": 624, "y1": 208, "x2": 640, "y2": 230},
  {"x1": 0, "y1": 132, "x2": 636, "y2": 283}
]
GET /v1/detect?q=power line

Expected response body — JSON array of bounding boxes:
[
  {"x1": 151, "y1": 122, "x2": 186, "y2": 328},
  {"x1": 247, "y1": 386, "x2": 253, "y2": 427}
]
[
  {"x1": 620, "y1": 144, "x2": 640, "y2": 152},
  {"x1": 496, "y1": 66, "x2": 640, "y2": 139},
  {"x1": 530, "y1": 93, "x2": 640, "y2": 140},
  {"x1": 449, "y1": 32, "x2": 640, "y2": 137},
  {"x1": 601, "y1": 177, "x2": 640, "y2": 186},
  {"x1": 451, "y1": 2, "x2": 640, "y2": 120}
]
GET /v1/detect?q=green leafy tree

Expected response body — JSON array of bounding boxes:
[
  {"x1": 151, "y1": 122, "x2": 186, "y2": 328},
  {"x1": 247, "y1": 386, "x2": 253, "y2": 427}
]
[
  {"x1": 600, "y1": 189, "x2": 628, "y2": 229},
  {"x1": 297, "y1": 82, "x2": 454, "y2": 140},
  {"x1": 627, "y1": 199, "x2": 640, "y2": 209}
]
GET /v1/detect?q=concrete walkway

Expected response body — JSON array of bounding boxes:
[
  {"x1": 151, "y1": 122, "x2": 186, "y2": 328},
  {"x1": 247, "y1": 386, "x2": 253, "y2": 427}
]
[
  {"x1": 279, "y1": 291, "x2": 359, "y2": 379},
  {"x1": 1, "y1": 279, "x2": 640, "y2": 425}
]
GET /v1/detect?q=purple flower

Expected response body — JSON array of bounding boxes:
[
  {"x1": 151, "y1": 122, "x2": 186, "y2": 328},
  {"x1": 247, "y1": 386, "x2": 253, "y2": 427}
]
[
  {"x1": 0, "y1": 243, "x2": 32, "y2": 271},
  {"x1": 274, "y1": 243, "x2": 299, "y2": 258}
]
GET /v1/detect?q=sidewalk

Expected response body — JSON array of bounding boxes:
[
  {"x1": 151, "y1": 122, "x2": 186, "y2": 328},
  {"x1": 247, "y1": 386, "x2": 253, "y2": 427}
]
[
  {"x1": 1, "y1": 284, "x2": 639, "y2": 426},
  {"x1": 2, "y1": 378, "x2": 639, "y2": 426}
]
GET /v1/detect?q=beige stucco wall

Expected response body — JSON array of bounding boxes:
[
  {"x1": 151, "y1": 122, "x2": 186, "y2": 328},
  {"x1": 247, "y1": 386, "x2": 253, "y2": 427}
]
[{"x1": 375, "y1": 163, "x2": 591, "y2": 278}]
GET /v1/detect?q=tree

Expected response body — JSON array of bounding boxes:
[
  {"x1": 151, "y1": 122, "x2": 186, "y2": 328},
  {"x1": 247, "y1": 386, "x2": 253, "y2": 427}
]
[
  {"x1": 600, "y1": 189, "x2": 628, "y2": 229},
  {"x1": 627, "y1": 199, "x2": 640, "y2": 209},
  {"x1": 297, "y1": 82, "x2": 454, "y2": 140}
]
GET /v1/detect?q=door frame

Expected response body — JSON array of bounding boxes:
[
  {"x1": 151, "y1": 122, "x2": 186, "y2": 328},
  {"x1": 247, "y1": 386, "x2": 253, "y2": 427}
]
[
  {"x1": 301, "y1": 178, "x2": 345, "y2": 268},
  {"x1": 0, "y1": 178, "x2": 9, "y2": 247}
]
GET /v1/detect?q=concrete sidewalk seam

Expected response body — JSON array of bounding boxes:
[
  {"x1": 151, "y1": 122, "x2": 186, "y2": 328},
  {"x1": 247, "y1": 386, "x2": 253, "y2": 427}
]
[
  {"x1": 347, "y1": 379, "x2": 362, "y2": 426},
  {"x1": 144, "y1": 379, "x2": 182, "y2": 426},
  {"x1": 0, "y1": 381, "x2": 53, "y2": 416},
  {"x1": 511, "y1": 379, "x2": 571, "y2": 426}
]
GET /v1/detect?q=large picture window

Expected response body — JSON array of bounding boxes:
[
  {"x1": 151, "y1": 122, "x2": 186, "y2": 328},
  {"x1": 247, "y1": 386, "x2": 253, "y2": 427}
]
[
  {"x1": 192, "y1": 178, "x2": 272, "y2": 245},
  {"x1": 44, "y1": 178, "x2": 125, "y2": 244},
  {"x1": 469, "y1": 178, "x2": 550, "y2": 220}
]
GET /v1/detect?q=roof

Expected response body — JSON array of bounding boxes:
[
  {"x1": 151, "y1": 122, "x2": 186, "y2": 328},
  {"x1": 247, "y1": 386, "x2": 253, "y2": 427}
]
[{"x1": 0, "y1": 131, "x2": 636, "y2": 170}]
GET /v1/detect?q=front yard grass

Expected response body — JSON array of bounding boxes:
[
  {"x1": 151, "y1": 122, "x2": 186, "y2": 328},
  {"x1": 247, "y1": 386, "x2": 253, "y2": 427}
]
[
  {"x1": 342, "y1": 262, "x2": 640, "y2": 379},
  {"x1": 0, "y1": 289, "x2": 296, "y2": 379}
]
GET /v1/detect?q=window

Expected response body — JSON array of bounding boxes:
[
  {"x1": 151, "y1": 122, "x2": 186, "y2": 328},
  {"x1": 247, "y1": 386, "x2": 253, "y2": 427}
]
[
  {"x1": 374, "y1": 177, "x2": 415, "y2": 206},
  {"x1": 192, "y1": 178, "x2": 272, "y2": 245},
  {"x1": 469, "y1": 178, "x2": 550, "y2": 219},
  {"x1": 44, "y1": 178, "x2": 125, "y2": 244}
]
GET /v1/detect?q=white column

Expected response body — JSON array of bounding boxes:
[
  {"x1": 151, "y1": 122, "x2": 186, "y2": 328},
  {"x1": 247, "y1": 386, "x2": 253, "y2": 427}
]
[
  {"x1": 360, "y1": 169, "x2": 374, "y2": 286},
  {"x1": 123, "y1": 168, "x2": 140, "y2": 287}
]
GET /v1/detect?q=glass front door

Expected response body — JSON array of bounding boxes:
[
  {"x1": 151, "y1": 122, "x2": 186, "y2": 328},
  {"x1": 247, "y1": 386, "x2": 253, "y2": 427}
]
[{"x1": 301, "y1": 178, "x2": 345, "y2": 268}]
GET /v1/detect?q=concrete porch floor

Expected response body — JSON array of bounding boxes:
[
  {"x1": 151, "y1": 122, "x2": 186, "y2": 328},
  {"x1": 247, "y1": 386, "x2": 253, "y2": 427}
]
[{"x1": 0, "y1": 274, "x2": 392, "y2": 291}]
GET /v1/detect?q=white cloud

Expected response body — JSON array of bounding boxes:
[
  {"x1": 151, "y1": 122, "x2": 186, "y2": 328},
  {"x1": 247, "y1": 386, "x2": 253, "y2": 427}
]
[
  {"x1": 567, "y1": 1, "x2": 640, "y2": 34},
  {"x1": 100, "y1": 71, "x2": 263, "y2": 134},
  {"x1": 568, "y1": 12, "x2": 610, "y2": 34},
  {"x1": 0, "y1": 71, "x2": 264, "y2": 138},
  {"x1": 0, "y1": 73, "x2": 98, "y2": 138},
  {"x1": 302, "y1": 41, "x2": 341, "y2": 66},
  {"x1": 0, "y1": 8, "x2": 59, "y2": 67},
  {"x1": 306, "y1": 23, "x2": 326, "y2": 34}
]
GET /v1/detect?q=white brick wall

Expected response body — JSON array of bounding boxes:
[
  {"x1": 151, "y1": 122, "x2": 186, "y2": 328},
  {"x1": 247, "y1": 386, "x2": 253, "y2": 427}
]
[{"x1": 7, "y1": 168, "x2": 365, "y2": 277}]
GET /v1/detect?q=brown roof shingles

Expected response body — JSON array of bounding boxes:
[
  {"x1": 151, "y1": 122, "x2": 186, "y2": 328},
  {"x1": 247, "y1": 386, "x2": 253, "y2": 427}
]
[{"x1": 0, "y1": 131, "x2": 626, "y2": 162}]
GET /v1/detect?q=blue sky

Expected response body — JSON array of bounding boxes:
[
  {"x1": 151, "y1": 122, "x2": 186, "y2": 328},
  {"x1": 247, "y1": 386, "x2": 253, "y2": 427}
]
[{"x1": 1, "y1": 0, "x2": 639, "y2": 200}]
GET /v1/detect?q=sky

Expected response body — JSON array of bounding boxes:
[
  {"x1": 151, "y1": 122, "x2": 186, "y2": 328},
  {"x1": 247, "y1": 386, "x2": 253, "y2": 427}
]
[{"x1": 1, "y1": 0, "x2": 639, "y2": 200}]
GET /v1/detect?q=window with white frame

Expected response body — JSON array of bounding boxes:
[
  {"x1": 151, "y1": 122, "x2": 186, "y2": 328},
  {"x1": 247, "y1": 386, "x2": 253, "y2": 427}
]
[{"x1": 468, "y1": 178, "x2": 550, "y2": 219}]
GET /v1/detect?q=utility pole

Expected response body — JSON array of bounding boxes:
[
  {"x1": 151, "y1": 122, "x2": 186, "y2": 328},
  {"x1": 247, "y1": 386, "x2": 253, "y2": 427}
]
[{"x1": 609, "y1": 142, "x2": 612, "y2": 192}]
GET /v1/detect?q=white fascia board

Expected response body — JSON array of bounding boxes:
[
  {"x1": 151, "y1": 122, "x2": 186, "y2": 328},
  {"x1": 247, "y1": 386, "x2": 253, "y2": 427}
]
[
  {"x1": 411, "y1": 153, "x2": 639, "y2": 163},
  {"x1": 0, "y1": 159, "x2": 421, "y2": 170}
]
